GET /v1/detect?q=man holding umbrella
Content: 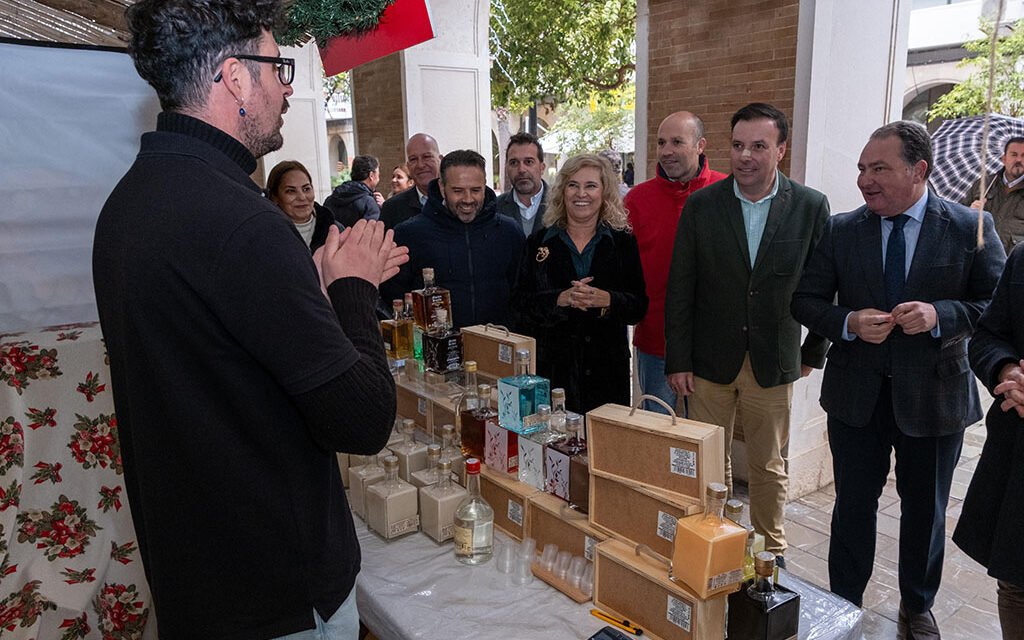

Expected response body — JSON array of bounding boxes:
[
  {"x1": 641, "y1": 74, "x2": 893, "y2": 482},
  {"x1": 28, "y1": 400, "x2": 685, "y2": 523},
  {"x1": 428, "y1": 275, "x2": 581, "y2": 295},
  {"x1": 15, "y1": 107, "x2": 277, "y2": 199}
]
[{"x1": 963, "y1": 136, "x2": 1024, "y2": 255}]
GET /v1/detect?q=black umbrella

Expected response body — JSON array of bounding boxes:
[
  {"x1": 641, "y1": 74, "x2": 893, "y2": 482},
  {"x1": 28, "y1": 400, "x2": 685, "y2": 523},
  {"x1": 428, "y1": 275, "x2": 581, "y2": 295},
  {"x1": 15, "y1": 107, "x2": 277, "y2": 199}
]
[{"x1": 929, "y1": 113, "x2": 1024, "y2": 203}]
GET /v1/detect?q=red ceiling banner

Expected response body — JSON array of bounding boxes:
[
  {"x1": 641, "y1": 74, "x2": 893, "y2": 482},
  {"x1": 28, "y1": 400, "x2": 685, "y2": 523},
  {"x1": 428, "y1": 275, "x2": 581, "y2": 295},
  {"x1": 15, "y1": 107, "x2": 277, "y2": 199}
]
[{"x1": 318, "y1": 0, "x2": 435, "y2": 76}]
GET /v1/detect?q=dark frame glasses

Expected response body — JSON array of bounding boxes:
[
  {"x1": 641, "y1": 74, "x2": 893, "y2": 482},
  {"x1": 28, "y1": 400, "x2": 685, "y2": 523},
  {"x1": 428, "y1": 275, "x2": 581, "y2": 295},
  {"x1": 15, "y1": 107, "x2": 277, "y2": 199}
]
[{"x1": 214, "y1": 55, "x2": 295, "y2": 86}]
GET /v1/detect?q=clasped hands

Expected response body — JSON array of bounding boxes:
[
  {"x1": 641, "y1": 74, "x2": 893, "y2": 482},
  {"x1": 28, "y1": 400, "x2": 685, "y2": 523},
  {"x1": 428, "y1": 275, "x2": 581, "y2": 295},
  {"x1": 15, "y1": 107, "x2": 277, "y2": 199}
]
[
  {"x1": 313, "y1": 220, "x2": 409, "y2": 295},
  {"x1": 848, "y1": 301, "x2": 937, "y2": 344},
  {"x1": 995, "y1": 359, "x2": 1024, "y2": 418},
  {"x1": 556, "y1": 276, "x2": 611, "y2": 310}
]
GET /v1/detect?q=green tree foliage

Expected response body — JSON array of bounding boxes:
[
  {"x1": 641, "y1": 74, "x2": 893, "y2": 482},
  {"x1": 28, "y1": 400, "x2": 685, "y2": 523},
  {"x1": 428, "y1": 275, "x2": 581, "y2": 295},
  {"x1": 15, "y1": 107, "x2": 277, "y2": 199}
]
[
  {"x1": 277, "y1": 0, "x2": 395, "y2": 47},
  {"x1": 929, "y1": 19, "x2": 1024, "y2": 120},
  {"x1": 490, "y1": 0, "x2": 636, "y2": 110},
  {"x1": 545, "y1": 83, "x2": 635, "y2": 157}
]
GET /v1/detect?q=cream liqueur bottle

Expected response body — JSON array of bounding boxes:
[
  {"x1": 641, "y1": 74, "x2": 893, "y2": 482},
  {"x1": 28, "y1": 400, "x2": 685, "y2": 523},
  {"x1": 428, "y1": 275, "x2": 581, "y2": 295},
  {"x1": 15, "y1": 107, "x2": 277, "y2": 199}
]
[
  {"x1": 392, "y1": 418, "x2": 428, "y2": 482},
  {"x1": 365, "y1": 455, "x2": 420, "y2": 540},
  {"x1": 420, "y1": 460, "x2": 468, "y2": 543},
  {"x1": 348, "y1": 452, "x2": 387, "y2": 519}
]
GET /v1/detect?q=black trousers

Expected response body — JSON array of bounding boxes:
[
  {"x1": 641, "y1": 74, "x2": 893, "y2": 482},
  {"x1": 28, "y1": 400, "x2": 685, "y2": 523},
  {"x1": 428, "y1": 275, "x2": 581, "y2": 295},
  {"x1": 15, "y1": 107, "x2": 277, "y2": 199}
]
[{"x1": 827, "y1": 379, "x2": 963, "y2": 613}]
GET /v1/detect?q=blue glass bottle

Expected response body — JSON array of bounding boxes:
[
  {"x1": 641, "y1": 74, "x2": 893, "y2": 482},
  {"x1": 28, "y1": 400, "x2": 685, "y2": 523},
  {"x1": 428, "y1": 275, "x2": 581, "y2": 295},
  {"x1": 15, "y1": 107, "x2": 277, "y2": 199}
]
[{"x1": 497, "y1": 349, "x2": 550, "y2": 434}]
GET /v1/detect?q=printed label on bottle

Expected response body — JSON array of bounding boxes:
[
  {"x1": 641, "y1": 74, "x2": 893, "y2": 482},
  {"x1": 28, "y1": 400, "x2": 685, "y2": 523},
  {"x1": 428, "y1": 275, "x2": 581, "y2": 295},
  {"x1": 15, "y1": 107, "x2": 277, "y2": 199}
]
[
  {"x1": 497, "y1": 381, "x2": 520, "y2": 427},
  {"x1": 666, "y1": 595, "x2": 692, "y2": 632},
  {"x1": 440, "y1": 524, "x2": 454, "y2": 541},
  {"x1": 656, "y1": 511, "x2": 678, "y2": 542},
  {"x1": 388, "y1": 515, "x2": 420, "y2": 538},
  {"x1": 584, "y1": 535, "x2": 598, "y2": 562},
  {"x1": 473, "y1": 521, "x2": 493, "y2": 547},
  {"x1": 417, "y1": 398, "x2": 427, "y2": 416},
  {"x1": 708, "y1": 568, "x2": 743, "y2": 591},
  {"x1": 498, "y1": 343, "x2": 513, "y2": 364},
  {"x1": 454, "y1": 525, "x2": 473, "y2": 555},
  {"x1": 670, "y1": 447, "x2": 697, "y2": 478},
  {"x1": 507, "y1": 499, "x2": 524, "y2": 526}
]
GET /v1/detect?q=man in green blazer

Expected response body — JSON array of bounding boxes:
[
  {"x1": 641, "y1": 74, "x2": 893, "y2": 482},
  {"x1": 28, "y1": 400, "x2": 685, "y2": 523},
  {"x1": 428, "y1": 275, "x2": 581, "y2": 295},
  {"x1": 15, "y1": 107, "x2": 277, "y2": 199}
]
[{"x1": 665, "y1": 103, "x2": 830, "y2": 564}]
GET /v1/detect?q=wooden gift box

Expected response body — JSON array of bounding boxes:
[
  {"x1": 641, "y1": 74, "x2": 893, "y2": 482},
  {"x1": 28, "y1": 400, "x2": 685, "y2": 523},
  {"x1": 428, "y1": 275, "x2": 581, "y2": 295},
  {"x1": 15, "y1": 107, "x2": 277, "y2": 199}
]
[
  {"x1": 480, "y1": 465, "x2": 538, "y2": 541},
  {"x1": 588, "y1": 470, "x2": 699, "y2": 562},
  {"x1": 594, "y1": 539, "x2": 726, "y2": 640},
  {"x1": 586, "y1": 403, "x2": 724, "y2": 507},
  {"x1": 525, "y1": 492, "x2": 605, "y2": 603},
  {"x1": 395, "y1": 378, "x2": 431, "y2": 434},
  {"x1": 460, "y1": 324, "x2": 536, "y2": 379}
]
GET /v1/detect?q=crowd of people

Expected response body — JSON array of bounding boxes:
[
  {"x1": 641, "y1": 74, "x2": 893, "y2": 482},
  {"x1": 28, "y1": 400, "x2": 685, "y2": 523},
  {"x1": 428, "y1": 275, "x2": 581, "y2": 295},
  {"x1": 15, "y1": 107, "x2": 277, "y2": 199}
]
[{"x1": 90, "y1": 0, "x2": 1024, "y2": 638}]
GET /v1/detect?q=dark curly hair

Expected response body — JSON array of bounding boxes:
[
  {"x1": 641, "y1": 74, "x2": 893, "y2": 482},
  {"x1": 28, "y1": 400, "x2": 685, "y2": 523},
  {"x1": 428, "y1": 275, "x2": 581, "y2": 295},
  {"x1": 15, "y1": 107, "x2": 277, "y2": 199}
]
[{"x1": 126, "y1": 0, "x2": 285, "y2": 111}]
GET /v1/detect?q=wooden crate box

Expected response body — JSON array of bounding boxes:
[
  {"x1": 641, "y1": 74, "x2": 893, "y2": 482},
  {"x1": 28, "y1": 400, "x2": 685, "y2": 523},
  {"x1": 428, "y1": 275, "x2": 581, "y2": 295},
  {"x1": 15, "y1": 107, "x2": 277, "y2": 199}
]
[
  {"x1": 479, "y1": 465, "x2": 538, "y2": 541},
  {"x1": 460, "y1": 324, "x2": 536, "y2": 379}
]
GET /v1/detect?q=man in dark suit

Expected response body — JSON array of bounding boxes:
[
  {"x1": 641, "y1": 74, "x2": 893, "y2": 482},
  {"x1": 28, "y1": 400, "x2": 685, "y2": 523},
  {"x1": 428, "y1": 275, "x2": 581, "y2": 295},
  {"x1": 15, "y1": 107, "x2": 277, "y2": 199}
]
[
  {"x1": 495, "y1": 132, "x2": 548, "y2": 238},
  {"x1": 380, "y1": 133, "x2": 441, "y2": 230},
  {"x1": 792, "y1": 121, "x2": 1005, "y2": 639},
  {"x1": 665, "y1": 103, "x2": 830, "y2": 566}
]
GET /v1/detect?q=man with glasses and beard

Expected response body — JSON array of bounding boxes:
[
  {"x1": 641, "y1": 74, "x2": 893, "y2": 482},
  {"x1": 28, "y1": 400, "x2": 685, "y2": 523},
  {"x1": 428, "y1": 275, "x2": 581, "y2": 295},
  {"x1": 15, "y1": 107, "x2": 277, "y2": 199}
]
[
  {"x1": 964, "y1": 137, "x2": 1024, "y2": 255},
  {"x1": 92, "y1": 1, "x2": 407, "y2": 637}
]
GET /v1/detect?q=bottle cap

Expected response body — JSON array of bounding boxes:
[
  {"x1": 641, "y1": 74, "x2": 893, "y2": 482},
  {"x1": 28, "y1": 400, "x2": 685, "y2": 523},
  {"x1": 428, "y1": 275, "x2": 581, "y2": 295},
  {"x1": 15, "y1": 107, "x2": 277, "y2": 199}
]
[
  {"x1": 404, "y1": 292, "x2": 413, "y2": 303},
  {"x1": 516, "y1": 348, "x2": 531, "y2": 362},
  {"x1": 401, "y1": 418, "x2": 415, "y2": 434},
  {"x1": 465, "y1": 458, "x2": 481, "y2": 474},
  {"x1": 706, "y1": 482, "x2": 729, "y2": 500},
  {"x1": 537, "y1": 404, "x2": 551, "y2": 417},
  {"x1": 427, "y1": 444, "x2": 441, "y2": 459},
  {"x1": 477, "y1": 383, "x2": 491, "y2": 396},
  {"x1": 725, "y1": 499, "x2": 744, "y2": 515},
  {"x1": 552, "y1": 388, "x2": 566, "y2": 400},
  {"x1": 439, "y1": 459, "x2": 452, "y2": 473},
  {"x1": 441, "y1": 423, "x2": 455, "y2": 435},
  {"x1": 422, "y1": 267, "x2": 435, "y2": 280},
  {"x1": 382, "y1": 455, "x2": 399, "y2": 472},
  {"x1": 566, "y1": 413, "x2": 583, "y2": 432},
  {"x1": 465, "y1": 360, "x2": 477, "y2": 372},
  {"x1": 754, "y1": 551, "x2": 775, "y2": 577},
  {"x1": 392, "y1": 299, "x2": 403, "y2": 308}
]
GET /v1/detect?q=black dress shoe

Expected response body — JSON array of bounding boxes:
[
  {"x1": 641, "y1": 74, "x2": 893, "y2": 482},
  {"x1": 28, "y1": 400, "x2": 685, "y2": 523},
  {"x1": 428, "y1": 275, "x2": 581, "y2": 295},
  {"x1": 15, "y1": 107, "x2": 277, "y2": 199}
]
[
  {"x1": 897, "y1": 603, "x2": 941, "y2": 640},
  {"x1": 774, "y1": 555, "x2": 786, "y2": 570}
]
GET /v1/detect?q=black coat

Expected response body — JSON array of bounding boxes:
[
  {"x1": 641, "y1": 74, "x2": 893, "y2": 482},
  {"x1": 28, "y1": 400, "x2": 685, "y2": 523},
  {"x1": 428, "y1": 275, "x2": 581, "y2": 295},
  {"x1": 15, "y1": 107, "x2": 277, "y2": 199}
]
[
  {"x1": 322, "y1": 180, "x2": 380, "y2": 228},
  {"x1": 380, "y1": 186, "x2": 422, "y2": 230},
  {"x1": 511, "y1": 224, "x2": 648, "y2": 414},
  {"x1": 954, "y1": 245, "x2": 1024, "y2": 587}
]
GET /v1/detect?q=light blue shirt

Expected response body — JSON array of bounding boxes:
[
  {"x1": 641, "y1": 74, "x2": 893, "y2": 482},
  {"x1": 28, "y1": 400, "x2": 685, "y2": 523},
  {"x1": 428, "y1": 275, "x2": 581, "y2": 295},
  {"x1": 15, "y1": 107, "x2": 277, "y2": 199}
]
[
  {"x1": 515, "y1": 183, "x2": 545, "y2": 236},
  {"x1": 842, "y1": 190, "x2": 940, "y2": 340},
  {"x1": 733, "y1": 171, "x2": 780, "y2": 267}
]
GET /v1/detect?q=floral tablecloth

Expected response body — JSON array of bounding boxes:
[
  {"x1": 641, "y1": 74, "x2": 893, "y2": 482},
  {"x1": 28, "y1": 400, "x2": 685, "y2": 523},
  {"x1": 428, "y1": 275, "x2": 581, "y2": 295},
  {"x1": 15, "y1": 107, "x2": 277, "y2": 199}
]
[{"x1": 0, "y1": 323, "x2": 154, "y2": 639}]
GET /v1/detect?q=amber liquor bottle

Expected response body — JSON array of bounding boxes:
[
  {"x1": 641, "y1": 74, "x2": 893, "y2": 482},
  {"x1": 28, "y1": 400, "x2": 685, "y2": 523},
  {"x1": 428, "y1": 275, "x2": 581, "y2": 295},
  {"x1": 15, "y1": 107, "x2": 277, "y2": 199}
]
[{"x1": 411, "y1": 267, "x2": 452, "y2": 329}]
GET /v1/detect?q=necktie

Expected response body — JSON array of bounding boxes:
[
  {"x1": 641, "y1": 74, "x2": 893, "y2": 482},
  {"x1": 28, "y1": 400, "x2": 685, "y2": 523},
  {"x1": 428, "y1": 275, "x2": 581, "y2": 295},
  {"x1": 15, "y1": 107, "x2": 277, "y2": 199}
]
[{"x1": 884, "y1": 214, "x2": 909, "y2": 310}]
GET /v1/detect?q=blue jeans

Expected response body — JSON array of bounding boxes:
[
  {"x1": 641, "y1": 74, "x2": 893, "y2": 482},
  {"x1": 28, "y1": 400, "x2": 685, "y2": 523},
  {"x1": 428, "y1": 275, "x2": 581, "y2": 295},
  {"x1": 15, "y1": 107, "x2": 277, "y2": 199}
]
[
  {"x1": 636, "y1": 350, "x2": 678, "y2": 415},
  {"x1": 273, "y1": 589, "x2": 360, "y2": 640}
]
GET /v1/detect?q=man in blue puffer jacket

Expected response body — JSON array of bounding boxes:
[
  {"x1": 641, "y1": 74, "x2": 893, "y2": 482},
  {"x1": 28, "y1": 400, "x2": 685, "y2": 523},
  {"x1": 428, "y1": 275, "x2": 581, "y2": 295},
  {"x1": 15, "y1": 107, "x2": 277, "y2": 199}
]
[{"x1": 382, "y1": 149, "x2": 526, "y2": 328}]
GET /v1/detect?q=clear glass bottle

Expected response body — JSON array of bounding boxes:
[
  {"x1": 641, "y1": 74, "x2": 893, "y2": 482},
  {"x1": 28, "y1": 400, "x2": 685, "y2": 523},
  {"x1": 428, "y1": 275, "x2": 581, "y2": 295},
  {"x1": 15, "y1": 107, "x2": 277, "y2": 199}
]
[
  {"x1": 420, "y1": 459, "x2": 468, "y2": 543},
  {"x1": 410, "y1": 444, "x2": 443, "y2": 489},
  {"x1": 365, "y1": 455, "x2": 420, "y2": 540},
  {"x1": 742, "y1": 529, "x2": 757, "y2": 582},
  {"x1": 381, "y1": 299, "x2": 414, "y2": 361},
  {"x1": 549, "y1": 388, "x2": 568, "y2": 434},
  {"x1": 404, "y1": 292, "x2": 423, "y2": 361},
  {"x1": 423, "y1": 308, "x2": 463, "y2": 374},
  {"x1": 519, "y1": 405, "x2": 564, "y2": 490},
  {"x1": 348, "y1": 453, "x2": 387, "y2": 519},
  {"x1": 391, "y1": 419, "x2": 428, "y2": 482},
  {"x1": 671, "y1": 482, "x2": 749, "y2": 599},
  {"x1": 497, "y1": 349, "x2": 551, "y2": 433},
  {"x1": 411, "y1": 267, "x2": 452, "y2": 330},
  {"x1": 545, "y1": 413, "x2": 587, "y2": 500},
  {"x1": 462, "y1": 361, "x2": 480, "y2": 411},
  {"x1": 454, "y1": 458, "x2": 493, "y2": 565},
  {"x1": 460, "y1": 383, "x2": 495, "y2": 460}
]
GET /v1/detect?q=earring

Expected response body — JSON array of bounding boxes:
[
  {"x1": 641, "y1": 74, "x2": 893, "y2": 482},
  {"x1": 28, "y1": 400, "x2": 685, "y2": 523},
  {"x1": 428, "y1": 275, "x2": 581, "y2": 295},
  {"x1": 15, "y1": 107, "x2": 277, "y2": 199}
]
[{"x1": 239, "y1": 107, "x2": 246, "y2": 117}]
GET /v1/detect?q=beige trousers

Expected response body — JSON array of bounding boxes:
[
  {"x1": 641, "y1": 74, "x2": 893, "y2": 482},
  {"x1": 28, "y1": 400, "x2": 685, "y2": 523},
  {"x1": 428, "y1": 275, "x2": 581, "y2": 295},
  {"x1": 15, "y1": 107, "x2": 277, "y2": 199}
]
[{"x1": 686, "y1": 354, "x2": 792, "y2": 555}]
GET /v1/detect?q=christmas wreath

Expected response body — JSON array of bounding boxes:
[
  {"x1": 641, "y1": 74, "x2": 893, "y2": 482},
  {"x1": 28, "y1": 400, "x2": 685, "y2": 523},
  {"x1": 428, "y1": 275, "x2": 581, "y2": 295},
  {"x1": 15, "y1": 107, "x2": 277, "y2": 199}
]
[{"x1": 278, "y1": 0, "x2": 397, "y2": 47}]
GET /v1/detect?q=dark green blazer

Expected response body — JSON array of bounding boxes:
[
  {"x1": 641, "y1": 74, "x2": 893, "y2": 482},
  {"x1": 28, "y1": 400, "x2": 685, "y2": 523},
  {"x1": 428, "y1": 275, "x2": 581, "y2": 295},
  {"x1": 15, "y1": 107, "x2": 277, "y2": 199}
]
[{"x1": 664, "y1": 173, "x2": 830, "y2": 388}]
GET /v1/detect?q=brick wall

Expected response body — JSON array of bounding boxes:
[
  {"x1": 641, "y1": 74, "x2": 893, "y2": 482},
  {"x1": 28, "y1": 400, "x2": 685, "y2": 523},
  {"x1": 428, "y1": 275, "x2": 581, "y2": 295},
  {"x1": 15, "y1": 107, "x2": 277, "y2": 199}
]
[
  {"x1": 645, "y1": 0, "x2": 799, "y2": 177},
  {"x1": 352, "y1": 52, "x2": 407, "y2": 192}
]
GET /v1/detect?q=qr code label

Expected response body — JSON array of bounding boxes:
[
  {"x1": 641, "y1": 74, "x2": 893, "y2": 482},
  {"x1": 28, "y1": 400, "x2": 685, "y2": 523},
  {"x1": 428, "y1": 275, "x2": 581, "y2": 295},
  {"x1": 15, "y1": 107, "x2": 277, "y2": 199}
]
[
  {"x1": 667, "y1": 595, "x2": 692, "y2": 632},
  {"x1": 584, "y1": 536, "x2": 598, "y2": 561},
  {"x1": 656, "y1": 511, "x2": 678, "y2": 541},
  {"x1": 670, "y1": 447, "x2": 697, "y2": 478},
  {"x1": 498, "y1": 343, "x2": 513, "y2": 364},
  {"x1": 507, "y1": 500, "x2": 523, "y2": 526}
]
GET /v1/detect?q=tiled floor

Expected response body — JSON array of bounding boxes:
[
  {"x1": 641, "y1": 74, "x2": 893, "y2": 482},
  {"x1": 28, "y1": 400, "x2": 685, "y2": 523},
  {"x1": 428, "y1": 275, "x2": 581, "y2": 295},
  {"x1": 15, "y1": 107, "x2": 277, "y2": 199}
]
[{"x1": 761, "y1": 420, "x2": 1003, "y2": 639}]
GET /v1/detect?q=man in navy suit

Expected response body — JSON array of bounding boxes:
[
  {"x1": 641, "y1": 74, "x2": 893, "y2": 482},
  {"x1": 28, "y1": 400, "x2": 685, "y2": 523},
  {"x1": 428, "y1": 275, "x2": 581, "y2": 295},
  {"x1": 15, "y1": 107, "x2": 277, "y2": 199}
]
[{"x1": 791, "y1": 121, "x2": 1005, "y2": 639}]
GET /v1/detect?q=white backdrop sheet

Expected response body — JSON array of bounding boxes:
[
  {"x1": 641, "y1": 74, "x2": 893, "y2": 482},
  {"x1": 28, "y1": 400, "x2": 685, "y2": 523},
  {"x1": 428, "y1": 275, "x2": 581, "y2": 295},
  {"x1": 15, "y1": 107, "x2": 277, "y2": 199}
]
[{"x1": 0, "y1": 41, "x2": 160, "y2": 332}]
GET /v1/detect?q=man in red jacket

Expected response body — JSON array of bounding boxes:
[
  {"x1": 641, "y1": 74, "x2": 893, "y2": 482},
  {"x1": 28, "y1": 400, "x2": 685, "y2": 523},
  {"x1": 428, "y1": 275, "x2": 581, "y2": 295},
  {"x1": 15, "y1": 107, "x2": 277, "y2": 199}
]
[{"x1": 625, "y1": 111, "x2": 726, "y2": 413}]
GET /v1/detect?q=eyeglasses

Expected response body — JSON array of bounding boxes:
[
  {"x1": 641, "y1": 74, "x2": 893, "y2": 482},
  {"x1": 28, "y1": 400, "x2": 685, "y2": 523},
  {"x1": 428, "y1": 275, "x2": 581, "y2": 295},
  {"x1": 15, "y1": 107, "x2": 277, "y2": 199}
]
[{"x1": 214, "y1": 54, "x2": 295, "y2": 86}]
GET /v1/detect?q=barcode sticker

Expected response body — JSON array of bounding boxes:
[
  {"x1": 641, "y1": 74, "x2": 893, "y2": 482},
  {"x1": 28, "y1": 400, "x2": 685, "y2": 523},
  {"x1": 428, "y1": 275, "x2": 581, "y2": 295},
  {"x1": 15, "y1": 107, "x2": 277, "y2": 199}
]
[
  {"x1": 508, "y1": 499, "x2": 523, "y2": 526},
  {"x1": 670, "y1": 447, "x2": 697, "y2": 478},
  {"x1": 709, "y1": 568, "x2": 743, "y2": 591},
  {"x1": 656, "y1": 511, "x2": 678, "y2": 541},
  {"x1": 417, "y1": 398, "x2": 427, "y2": 416},
  {"x1": 667, "y1": 595, "x2": 692, "y2": 632},
  {"x1": 584, "y1": 535, "x2": 598, "y2": 561},
  {"x1": 498, "y1": 343, "x2": 513, "y2": 364}
]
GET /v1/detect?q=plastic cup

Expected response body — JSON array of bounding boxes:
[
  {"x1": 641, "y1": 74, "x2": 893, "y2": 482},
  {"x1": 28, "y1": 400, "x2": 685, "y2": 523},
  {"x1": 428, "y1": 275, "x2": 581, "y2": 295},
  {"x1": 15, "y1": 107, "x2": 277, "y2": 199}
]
[
  {"x1": 494, "y1": 540, "x2": 516, "y2": 574},
  {"x1": 555, "y1": 550, "x2": 572, "y2": 579},
  {"x1": 512, "y1": 555, "x2": 534, "y2": 585},
  {"x1": 580, "y1": 563, "x2": 595, "y2": 598},
  {"x1": 539, "y1": 543, "x2": 559, "y2": 571},
  {"x1": 567, "y1": 556, "x2": 587, "y2": 588}
]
